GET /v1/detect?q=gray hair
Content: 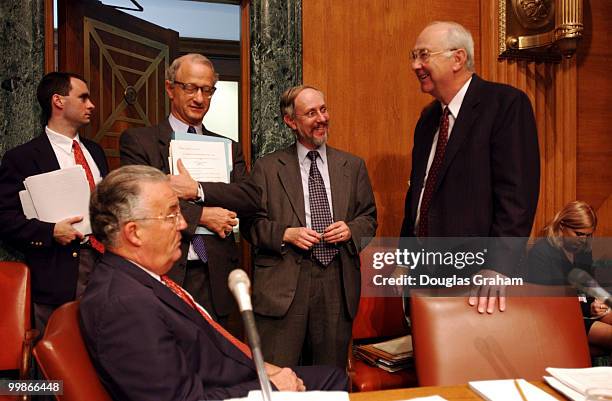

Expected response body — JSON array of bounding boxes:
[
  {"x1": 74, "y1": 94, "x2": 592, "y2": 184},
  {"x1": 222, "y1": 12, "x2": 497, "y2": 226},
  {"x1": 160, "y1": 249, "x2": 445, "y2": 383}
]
[
  {"x1": 90, "y1": 165, "x2": 168, "y2": 248},
  {"x1": 279, "y1": 85, "x2": 323, "y2": 118},
  {"x1": 427, "y1": 21, "x2": 475, "y2": 71},
  {"x1": 165, "y1": 53, "x2": 219, "y2": 84}
]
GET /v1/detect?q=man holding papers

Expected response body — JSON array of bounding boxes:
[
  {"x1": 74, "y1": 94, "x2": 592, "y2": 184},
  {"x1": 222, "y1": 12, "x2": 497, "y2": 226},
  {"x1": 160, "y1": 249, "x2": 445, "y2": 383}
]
[
  {"x1": 120, "y1": 53, "x2": 249, "y2": 326},
  {"x1": 0, "y1": 72, "x2": 108, "y2": 332}
]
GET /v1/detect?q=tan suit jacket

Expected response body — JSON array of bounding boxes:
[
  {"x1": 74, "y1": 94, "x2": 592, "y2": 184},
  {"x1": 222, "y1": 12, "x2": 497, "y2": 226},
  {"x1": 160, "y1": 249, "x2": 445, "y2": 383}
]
[{"x1": 241, "y1": 144, "x2": 377, "y2": 319}]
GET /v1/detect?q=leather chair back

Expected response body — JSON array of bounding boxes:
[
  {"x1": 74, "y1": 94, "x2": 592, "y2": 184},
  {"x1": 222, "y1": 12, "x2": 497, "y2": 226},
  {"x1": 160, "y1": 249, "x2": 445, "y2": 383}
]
[
  {"x1": 33, "y1": 301, "x2": 112, "y2": 401},
  {"x1": 411, "y1": 290, "x2": 591, "y2": 386},
  {"x1": 0, "y1": 261, "x2": 33, "y2": 374}
]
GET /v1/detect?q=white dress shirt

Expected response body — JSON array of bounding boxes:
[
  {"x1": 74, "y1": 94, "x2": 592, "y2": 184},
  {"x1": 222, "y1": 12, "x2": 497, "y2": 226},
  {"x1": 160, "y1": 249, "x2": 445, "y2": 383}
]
[
  {"x1": 45, "y1": 126, "x2": 102, "y2": 184},
  {"x1": 167, "y1": 114, "x2": 208, "y2": 261}
]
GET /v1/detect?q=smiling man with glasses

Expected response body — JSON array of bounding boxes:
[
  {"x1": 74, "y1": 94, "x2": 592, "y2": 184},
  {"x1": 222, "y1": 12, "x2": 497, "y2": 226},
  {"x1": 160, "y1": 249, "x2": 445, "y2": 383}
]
[
  {"x1": 119, "y1": 53, "x2": 254, "y2": 330},
  {"x1": 400, "y1": 21, "x2": 540, "y2": 314}
]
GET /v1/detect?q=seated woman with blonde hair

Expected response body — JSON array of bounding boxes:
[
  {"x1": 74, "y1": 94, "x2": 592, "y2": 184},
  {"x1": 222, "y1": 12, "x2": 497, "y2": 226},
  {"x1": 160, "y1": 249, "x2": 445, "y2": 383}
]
[{"x1": 526, "y1": 200, "x2": 611, "y2": 353}]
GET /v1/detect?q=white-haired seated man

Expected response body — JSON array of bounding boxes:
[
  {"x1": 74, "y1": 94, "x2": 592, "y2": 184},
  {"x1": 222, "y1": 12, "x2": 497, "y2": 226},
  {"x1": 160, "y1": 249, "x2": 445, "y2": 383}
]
[{"x1": 79, "y1": 165, "x2": 348, "y2": 401}]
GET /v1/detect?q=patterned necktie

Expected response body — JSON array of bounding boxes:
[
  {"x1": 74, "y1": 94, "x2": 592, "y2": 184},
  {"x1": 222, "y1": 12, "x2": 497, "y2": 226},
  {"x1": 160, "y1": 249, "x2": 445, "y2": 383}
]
[
  {"x1": 307, "y1": 151, "x2": 338, "y2": 266},
  {"x1": 186, "y1": 125, "x2": 209, "y2": 263},
  {"x1": 72, "y1": 140, "x2": 104, "y2": 253},
  {"x1": 160, "y1": 275, "x2": 252, "y2": 358},
  {"x1": 417, "y1": 107, "x2": 450, "y2": 237}
]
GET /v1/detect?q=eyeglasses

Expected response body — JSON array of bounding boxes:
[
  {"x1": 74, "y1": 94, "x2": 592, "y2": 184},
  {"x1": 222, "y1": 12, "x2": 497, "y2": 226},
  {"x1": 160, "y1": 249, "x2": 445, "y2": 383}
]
[
  {"x1": 132, "y1": 212, "x2": 183, "y2": 226},
  {"x1": 172, "y1": 81, "x2": 216, "y2": 98},
  {"x1": 410, "y1": 48, "x2": 457, "y2": 63},
  {"x1": 296, "y1": 107, "x2": 328, "y2": 119}
]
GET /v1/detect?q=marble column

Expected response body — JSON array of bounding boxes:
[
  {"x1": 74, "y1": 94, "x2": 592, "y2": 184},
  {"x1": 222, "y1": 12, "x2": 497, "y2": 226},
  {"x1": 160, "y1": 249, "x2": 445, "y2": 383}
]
[
  {"x1": 0, "y1": 0, "x2": 45, "y2": 261},
  {"x1": 250, "y1": 0, "x2": 301, "y2": 160}
]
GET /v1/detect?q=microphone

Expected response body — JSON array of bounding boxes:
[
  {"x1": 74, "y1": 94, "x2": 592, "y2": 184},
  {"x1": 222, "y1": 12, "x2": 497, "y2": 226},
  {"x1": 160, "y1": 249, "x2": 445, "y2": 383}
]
[
  {"x1": 228, "y1": 269, "x2": 273, "y2": 401},
  {"x1": 567, "y1": 268, "x2": 612, "y2": 308}
]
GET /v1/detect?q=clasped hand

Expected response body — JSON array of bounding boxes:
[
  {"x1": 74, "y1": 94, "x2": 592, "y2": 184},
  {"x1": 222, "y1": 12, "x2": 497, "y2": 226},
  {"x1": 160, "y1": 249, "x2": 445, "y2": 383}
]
[{"x1": 283, "y1": 221, "x2": 351, "y2": 250}]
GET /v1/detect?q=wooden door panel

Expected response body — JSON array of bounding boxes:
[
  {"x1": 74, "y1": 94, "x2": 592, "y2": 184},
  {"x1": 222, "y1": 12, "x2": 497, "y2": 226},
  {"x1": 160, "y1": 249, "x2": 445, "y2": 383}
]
[{"x1": 59, "y1": 0, "x2": 178, "y2": 170}]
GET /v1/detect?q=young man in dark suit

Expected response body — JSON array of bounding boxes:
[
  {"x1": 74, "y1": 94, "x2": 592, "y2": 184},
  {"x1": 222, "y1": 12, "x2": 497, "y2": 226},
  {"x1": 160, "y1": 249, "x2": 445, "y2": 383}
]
[
  {"x1": 400, "y1": 21, "x2": 540, "y2": 313},
  {"x1": 0, "y1": 72, "x2": 109, "y2": 331},
  {"x1": 119, "y1": 54, "x2": 249, "y2": 326},
  {"x1": 80, "y1": 165, "x2": 348, "y2": 401}
]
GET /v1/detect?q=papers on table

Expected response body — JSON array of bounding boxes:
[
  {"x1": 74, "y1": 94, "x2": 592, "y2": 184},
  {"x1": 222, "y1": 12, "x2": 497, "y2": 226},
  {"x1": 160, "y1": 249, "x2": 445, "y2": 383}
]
[
  {"x1": 353, "y1": 335, "x2": 413, "y2": 373},
  {"x1": 169, "y1": 132, "x2": 232, "y2": 183},
  {"x1": 19, "y1": 165, "x2": 92, "y2": 235},
  {"x1": 544, "y1": 367, "x2": 612, "y2": 401},
  {"x1": 468, "y1": 379, "x2": 558, "y2": 401},
  {"x1": 225, "y1": 390, "x2": 349, "y2": 401}
]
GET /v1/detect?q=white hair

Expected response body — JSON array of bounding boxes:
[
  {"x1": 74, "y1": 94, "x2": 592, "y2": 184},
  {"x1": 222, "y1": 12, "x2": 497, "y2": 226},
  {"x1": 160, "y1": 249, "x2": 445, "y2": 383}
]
[{"x1": 427, "y1": 21, "x2": 475, "y2": 71}]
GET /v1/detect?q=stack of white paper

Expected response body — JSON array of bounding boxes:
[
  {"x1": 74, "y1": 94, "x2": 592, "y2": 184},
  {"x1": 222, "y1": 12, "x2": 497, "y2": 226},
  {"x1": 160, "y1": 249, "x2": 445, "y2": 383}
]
[
  {"x1": 469, "y1": 378, "x2": 559, "y2": 401},
  {"x1": 224, "y1": 390, "x2": 349, "y2": 401},
  {"x1": 20, "y1": 165, "x2": 92, "y2": 235},
  {"x1": 544, "y1": 367, "x2": 612, "y2": 401},
  {"x1": 169, "y1": 132, "x2": 233, "y2": 183}
]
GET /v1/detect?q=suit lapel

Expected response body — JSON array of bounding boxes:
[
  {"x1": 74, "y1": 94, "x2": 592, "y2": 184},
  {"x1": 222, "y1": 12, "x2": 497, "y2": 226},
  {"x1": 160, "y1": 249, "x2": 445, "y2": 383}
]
[
  {"x1": 111, "y1": 253, "x2": 254, "y2": 370},
  {"x1": 157, "y1": 119, "x2": 173, "y2": 173},
  {"x1": 81, "y1": 138, "x2": 109, "y2": 177},
  {"x1": 32, "y1": 134, "x2": 61, "y2": 173},
  {"x1": 433, "y1": 75, "x2": 481, "y2": 196},
  {"x1": 327, "y1": 146, "x2": 350, "y2": 221},
  {"x1": 277, "y1": 145, "x2": 307, "y2": 226},
  {"x1": 411, "y1": 106, "x2": 442, "y2": 222}
]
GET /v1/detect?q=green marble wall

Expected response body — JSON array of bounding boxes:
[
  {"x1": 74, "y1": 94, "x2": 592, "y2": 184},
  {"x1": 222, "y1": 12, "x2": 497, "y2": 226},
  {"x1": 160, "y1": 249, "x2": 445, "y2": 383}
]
[
  {"x1": 250, "y1": 0, "x2": 302, "y2": 161},
  {"x1": 0, "y1": 0, "x2": 45, "y2": 261}
]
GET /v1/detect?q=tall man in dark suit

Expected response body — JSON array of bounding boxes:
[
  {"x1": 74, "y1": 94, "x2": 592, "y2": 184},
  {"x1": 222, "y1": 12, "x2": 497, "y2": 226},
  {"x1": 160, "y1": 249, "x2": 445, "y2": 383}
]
[
  {"x1": 241, "y1": 85, "x2": 377, "y2": 367},
  {"x1": 120, "y1": 53, "x2": 247, "y2": 325},
  {"x1": 0, "y1": 72, "x2": 109, "y2": 331},
  {"x1": 80, "y1": 165, "x2": 348, "y2": 401},
  {"x1": 400, "y1": 21, "x2": 540, "y2": 313}
]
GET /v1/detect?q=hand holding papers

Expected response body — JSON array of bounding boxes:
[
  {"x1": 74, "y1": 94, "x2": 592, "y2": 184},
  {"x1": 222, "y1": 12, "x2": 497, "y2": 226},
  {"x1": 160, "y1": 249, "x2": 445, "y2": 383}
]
[
  {"x1": 169, "y1": 159, "x2": 200, "y2": 200},
  {"x1": 19, "y1": 165, "x2": 92, "y2": 236},
  {"x1": 169, "y1": 132, "x2": 232, "y2": 184}
]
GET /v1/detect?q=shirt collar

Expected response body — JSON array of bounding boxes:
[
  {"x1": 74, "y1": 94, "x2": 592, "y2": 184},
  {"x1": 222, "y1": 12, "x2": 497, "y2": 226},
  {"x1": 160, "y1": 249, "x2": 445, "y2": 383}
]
[
  {"x1": 125, "y1": 257, "x2": 162, "y2": 282},
  {"x1": 441, "y1": 75, "x2": 472, "y2": 119},
  {"x1": 45, "y1": 125, "x2": 82, "y2": 155},
  {"x1": 168, "y1": 113, "x2": 203, "y2": 135},
  {"x1": 296, "y1": 141, "x2": 327, "y2": 165}
]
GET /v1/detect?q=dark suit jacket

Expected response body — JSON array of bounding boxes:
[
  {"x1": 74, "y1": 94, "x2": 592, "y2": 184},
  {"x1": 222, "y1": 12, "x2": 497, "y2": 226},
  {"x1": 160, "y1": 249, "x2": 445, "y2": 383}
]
[
  {"x1": 79, "y1": 252, "x2": 261, "y2": 401},
  {"x1": 0, "y1": 133, "x2": 108, "y2": 305},
  {"x1": 399, "y1": 75, "x2": 540, "y2": 275},
  {"x1": 241, "y1": 144, "x2": 377, "y2": 319},
  {"x1": 120, "y1": 119, "x2": 250, "y2": 316},
  {"x1": 400, "y1": 74, "x2": 540, "y2": 240}
]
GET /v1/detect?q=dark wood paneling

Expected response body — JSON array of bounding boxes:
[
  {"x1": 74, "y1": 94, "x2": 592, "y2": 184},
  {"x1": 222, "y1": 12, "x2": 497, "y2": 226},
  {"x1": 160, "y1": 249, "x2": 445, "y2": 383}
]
[{"x1": 577, "y1": 0, "x2": 612, "y2": 237}]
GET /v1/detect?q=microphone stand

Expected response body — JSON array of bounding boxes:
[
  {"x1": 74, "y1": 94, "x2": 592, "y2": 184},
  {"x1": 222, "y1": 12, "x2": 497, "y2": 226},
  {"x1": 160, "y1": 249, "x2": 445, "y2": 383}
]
[{"x1": 241, "y1": 310, "x2": 273, "y2": 401}]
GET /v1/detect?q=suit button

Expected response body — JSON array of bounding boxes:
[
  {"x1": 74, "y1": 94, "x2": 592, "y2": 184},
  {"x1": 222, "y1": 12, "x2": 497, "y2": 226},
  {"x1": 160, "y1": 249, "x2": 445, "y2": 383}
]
[{"x1": 72, "y1": 252, "x2": 78, "y2": 258}]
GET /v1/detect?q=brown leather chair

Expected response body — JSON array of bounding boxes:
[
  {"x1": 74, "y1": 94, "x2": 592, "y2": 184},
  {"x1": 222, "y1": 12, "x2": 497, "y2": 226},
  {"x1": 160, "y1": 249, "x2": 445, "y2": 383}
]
[
  {"x1": 349, "y1": 296, "x2": 417, "y2": 392},
  {"x1": 0, "y1": 261, "x2": 37, "y2": 380},
  {"x1": 411, "y1": 288, "x2": 591, "y2": 386},
  {"x1": 33, "y1": 301, "x2": 112, "y2": 401}
]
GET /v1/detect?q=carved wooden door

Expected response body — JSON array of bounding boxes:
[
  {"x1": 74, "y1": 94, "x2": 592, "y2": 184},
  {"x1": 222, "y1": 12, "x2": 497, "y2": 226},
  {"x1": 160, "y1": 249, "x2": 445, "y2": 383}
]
[{"x1": 58, "y1": 0, "x2": 179, "y2": 169}]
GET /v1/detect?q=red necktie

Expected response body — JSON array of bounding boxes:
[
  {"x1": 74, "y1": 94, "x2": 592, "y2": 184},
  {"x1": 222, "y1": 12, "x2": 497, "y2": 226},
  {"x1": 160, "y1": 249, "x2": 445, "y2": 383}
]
[
  {"x1": 417, "y1": 107, "x2": 450, "y2": 237},
  {"x1": 72, "y1": 140, "x2": 104, "y2": 253},
  {"x1": 160, "y1": 275, "x2": 252, "y2": 358}
]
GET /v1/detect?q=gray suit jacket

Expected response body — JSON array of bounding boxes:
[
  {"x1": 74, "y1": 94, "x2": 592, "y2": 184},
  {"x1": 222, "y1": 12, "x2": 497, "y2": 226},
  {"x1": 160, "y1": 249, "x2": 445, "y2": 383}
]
[
  {"x1": 120, "y1": 119, "x2": 253, "y2": 316},
  {"x1": 241, "y1": 144, "x2": 377, "y2": 319}
]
